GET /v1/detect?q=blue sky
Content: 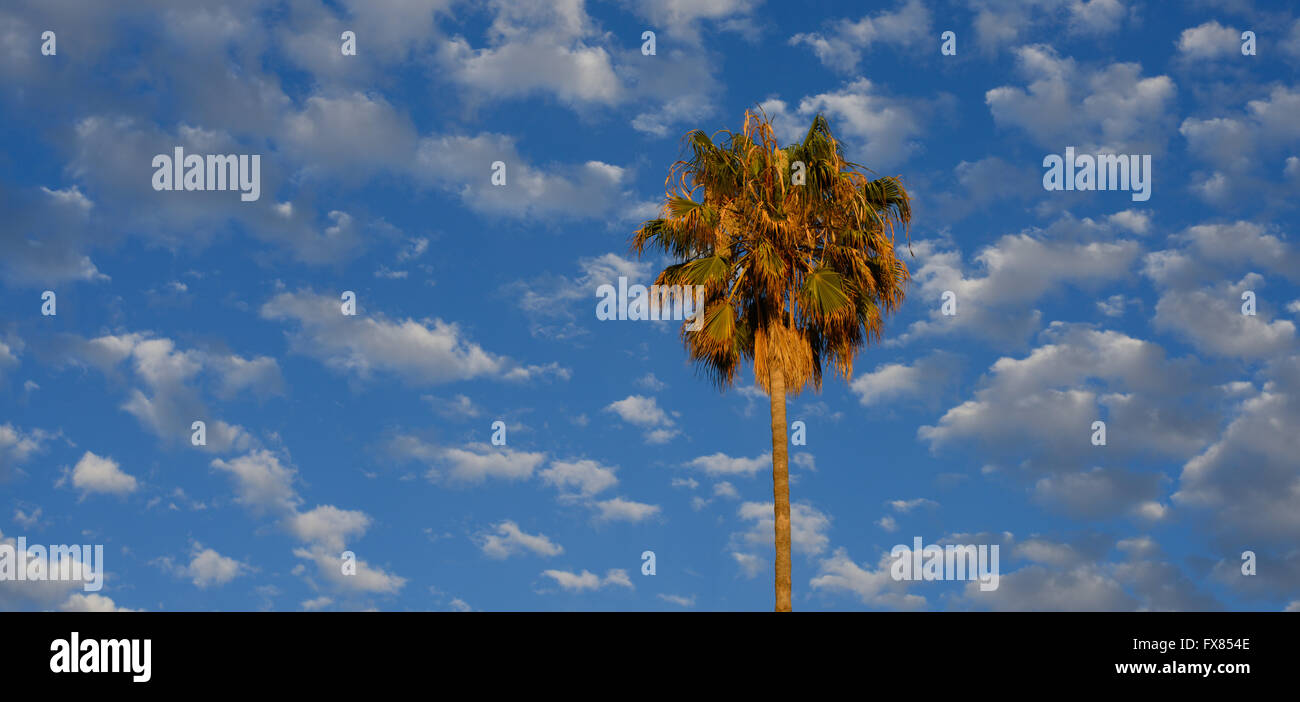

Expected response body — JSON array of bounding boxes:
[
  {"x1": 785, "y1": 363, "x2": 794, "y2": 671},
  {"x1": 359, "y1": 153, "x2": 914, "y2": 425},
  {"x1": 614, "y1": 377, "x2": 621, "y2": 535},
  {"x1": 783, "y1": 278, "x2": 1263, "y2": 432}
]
[{"x1": 2, "y1": 0, "x2": 1299, "y2": 612}]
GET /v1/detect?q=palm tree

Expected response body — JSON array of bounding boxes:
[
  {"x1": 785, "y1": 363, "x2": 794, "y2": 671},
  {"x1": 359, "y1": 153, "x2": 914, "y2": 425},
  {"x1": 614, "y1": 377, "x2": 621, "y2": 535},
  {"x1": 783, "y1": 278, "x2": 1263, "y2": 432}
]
[{"x1": 632, "y1": 109, "x2": 912, "y2": 611}]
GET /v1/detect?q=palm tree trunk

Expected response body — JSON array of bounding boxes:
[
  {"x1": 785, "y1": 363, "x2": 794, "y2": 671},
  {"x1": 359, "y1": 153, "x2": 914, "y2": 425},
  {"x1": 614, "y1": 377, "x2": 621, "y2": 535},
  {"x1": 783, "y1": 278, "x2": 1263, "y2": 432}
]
[{"x1": 768, "y1": 364, "x2": 792, "y2": 612}]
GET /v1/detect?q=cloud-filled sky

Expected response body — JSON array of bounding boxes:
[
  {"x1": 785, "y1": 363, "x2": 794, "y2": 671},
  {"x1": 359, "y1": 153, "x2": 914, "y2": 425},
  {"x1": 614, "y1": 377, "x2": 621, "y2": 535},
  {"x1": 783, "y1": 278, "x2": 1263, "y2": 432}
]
[{"x1": 2, "y1": 0, "x2": 1299, "y2": 612}]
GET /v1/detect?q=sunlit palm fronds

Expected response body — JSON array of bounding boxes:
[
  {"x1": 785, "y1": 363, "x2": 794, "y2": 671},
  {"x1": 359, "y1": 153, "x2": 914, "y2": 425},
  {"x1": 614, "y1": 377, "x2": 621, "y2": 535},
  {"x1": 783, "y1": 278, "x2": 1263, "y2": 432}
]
[{"x1": 633, "y1": 108, "x2": 912, "y2": 395}]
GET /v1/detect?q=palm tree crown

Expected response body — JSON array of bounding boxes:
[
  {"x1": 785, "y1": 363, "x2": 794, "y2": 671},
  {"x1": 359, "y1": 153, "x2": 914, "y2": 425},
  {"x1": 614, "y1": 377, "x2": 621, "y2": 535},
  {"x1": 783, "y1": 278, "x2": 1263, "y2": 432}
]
[{"x1": 633, "y1": 109, "x2": 911, "y2": 394}]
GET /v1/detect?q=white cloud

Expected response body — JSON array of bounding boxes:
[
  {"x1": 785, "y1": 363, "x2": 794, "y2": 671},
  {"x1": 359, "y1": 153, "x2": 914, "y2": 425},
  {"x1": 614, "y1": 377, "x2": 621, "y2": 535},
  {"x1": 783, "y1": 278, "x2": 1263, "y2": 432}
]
[
  {"x1": 301, "y1": 596, "x2": 334, "y2": 611},
  {"x1": 888, "y1": 498, "x2": 938, "y2": 512},
  {"x1": 209, "y1": 354, "x2": 284, "y2": 399},
  {"x1": 1108, "y1": 209, "x2": 1150, "y2": 235},
  {"x1": 605, "y1": 395, "x2": 679, "y2": 443},
  {"x1": 1095, "y1": 294, "x2": 1133, "y2": 318},
  {"x1": 13, "y1": 506, "x2": 41, "y2": 529},
  {"x1": 439, "y1": 38, "x2": 620, "y2": 106},
  {"x1": 541, "y1": 567, "x2": 634, "y2": 592},
  {"x1": 0, "y1": 339, "x2": 18, "y2": 372},
  {"x1": 1152, "y1": 274, "x2": 1295, "y2": 358},
  {"x1": 413, "y1": 133, "x2": 656, "y2": 223},
  {"x1": 1176, "y1": 21, "x2": 1242, "y2": 59},
  {"x1": 633, "y1": 0, "x2": 760, "y2": 41},
  {"x1": 1144, "y1": 221, "x2": 1300, "y2": 290},
  {"x1": 1172, "y1": 355, "x2": 1300, "y2": 543},
  {"x1": 810, "y1": 548, "x2": 926, "y2": 609},
  {"x1": 0, "y1": 530, "x2": 126, "y2": 611},
  {"x1": 0, "y1": 424, "x2": 52, "y2": 477},
  {"x1": 606, "y1": 394, "x2": 669, "y2": 426},
  {"x1": 508, "y1": 252, "x2": 653, "y2": 340},
  {"x1": 478, "y1": 520, "x2": 564, "y2": 559},
  {"x1": 592, "y1": 497, "x2": 661, "y2": 523},
  {"x1": 850, "y1": 351, "x2": 960, "y2": 407},
  {"x1": 967, "y1": 563, "x2": 1133, "y2": 610},
  {"x1": 286, "y1": 505, "x2": 372, "y2": 552},
  {"x1": 732, "y1": 551, "x2": 765, "y2": 578},
  {"x1": 430, "y1": 0, "x2": 728, "y2": 139},
  {"x1": 434, "y1": 0, "x2": 621, "y2": 106},
  {"x1": 919, "y1": 326, "x2": 1219, "y2": 516},
  {"x1": 1067, "y1": 0, "x2": 1126, "y2": 34},
  {"x1": 282, "y1": 92, "x2": 420, "y2": 176},
  {"x1": 1134, "y1": 501, "x2": 1169, "y2": 521},
  {"x1": 1031, "y1": 467, "x2": 1166, "y2": 518},
  {"x1": 181, "y1": 544, "x2": 248, "y2": 588},
  {"x1": 262, "y1": 290, "x2": 566, "y2": 385},
  {"x1": 968, "y1": 0, "x2": 1131, "y2": 53},
  {"x1": 436, "y1": 444, "x2": 547, "y2": 484},
  {"x1": 58, "y1": 332, "x2": 265, "y2": 453},
  {"x1": 540, "y1": 459, "x2": 618, "y2": 496},
  {"x1": 208, "y1": 447, "x2": 399, "y2": 598},
  {"x1": 949, "y1": 533, "x2": 1216, "y2": 611},
  {"x1": 59, "y1": 593, "x2": 135, "y2": 612},
  {"x1": 70, "y1": 451, "x2": 138, "y2": 496},
  {"x1": 631, "y1": 93, "x2": 714, "y2": 137},
  {"x1": 636, "y1": 373, "x2": 666, "y2": 391},
  {"x1": 1143, "y1": 222, "x2": 1300, "y2": 359},
  {"x1": 896, "y1": 225, "x2": 1140, "y2": 345},
  {"x1": 40, "y1": 185, "x2": 93, "y2": 212},
  {"x1": 685, "y1": 451, "x2": 771, "y2": 477},
  {"x1": 1178, "y1": 87, "x2": 1300, "y2": 206},
  {"x1": 293, "y1": 546, "x2": 406, "y2": 594},
  {"x1": 986, "y1": 45, "x2": 1175, "y2": 154},
  {"x1": 211, "y1": 450, "x2": 301, "y2": 515},
  {"x1": 422, "y1": 393, "x2": 483, "y2": 419},
  {"x1": 789, "y1": 0, "x2": 931, "y2": 73}
]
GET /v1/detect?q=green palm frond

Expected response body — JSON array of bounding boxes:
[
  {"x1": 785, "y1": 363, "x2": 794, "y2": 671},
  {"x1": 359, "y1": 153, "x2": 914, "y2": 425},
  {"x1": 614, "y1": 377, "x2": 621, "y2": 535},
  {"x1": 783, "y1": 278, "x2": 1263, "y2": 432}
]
[{"x1": 800, "y1": 267, "x2": 853, "y2": 320}]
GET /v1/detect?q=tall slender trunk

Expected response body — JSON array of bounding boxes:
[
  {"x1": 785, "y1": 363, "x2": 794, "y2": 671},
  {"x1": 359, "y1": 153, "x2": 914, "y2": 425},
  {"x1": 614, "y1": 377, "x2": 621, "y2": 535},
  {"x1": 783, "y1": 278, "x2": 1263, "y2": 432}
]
[{"x1": 768, "y1": 364, "x2": 792, "y2": 612}]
